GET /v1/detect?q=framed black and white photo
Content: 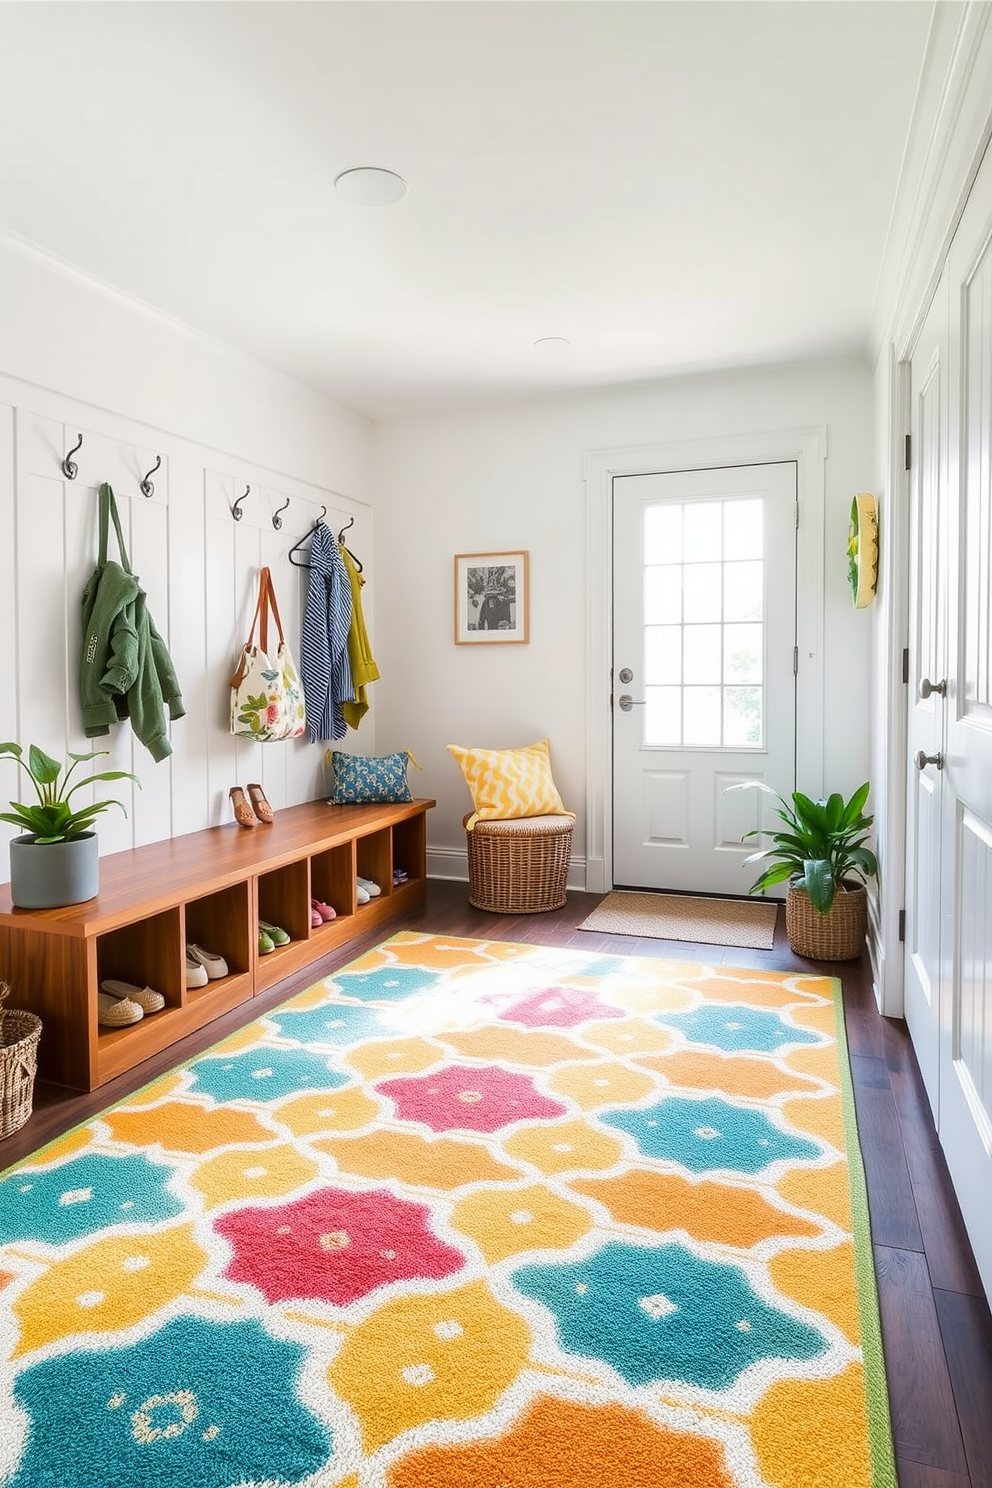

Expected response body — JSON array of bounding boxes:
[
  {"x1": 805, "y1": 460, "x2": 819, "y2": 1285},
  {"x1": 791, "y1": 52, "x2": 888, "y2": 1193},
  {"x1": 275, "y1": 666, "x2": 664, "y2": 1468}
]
[{"x1": 454, "y1": 550, "x2": 529, "y2": 644}]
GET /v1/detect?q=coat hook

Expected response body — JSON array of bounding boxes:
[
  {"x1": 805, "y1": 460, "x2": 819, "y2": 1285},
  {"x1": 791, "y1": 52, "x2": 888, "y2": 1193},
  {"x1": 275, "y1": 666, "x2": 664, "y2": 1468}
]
[
  {"x1": 140, "y1": 454, "x2": 162, "y2": 498},
  {"x1": 273, "y1": 497, "x2": 290, "y2": 530},
  {"x1": 232, "y1": 485, "x2": 250, "y2": 521},
  {"x1": 61, "y1": 433, "x2": 83, "y2": 481},
  {"x1": 317, "y1": 505, "x2": 327, "y2": 521}
]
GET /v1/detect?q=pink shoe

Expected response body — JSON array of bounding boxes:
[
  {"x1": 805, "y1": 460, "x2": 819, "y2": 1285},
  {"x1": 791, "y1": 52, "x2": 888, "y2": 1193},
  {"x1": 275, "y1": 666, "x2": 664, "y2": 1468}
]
[
  {"x1": 310, "y1": 906, "x2": 322, "y2": 928},
  {"x1": 311, "y1": 898, "x2": 337, "y2": 922}
]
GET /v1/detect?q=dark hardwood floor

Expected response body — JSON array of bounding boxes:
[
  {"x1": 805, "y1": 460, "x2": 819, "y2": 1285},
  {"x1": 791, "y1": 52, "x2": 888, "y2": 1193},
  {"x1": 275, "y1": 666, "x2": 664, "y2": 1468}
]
[{"x1": 3, "y1": 878, "x2": 990, "y2": 1488}]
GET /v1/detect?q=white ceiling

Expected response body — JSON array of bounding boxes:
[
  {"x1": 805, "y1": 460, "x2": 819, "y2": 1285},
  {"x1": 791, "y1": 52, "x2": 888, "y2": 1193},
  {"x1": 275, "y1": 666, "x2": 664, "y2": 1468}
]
[{"x1": 0, "y1": 2, "x2": 934, "y2": 422}]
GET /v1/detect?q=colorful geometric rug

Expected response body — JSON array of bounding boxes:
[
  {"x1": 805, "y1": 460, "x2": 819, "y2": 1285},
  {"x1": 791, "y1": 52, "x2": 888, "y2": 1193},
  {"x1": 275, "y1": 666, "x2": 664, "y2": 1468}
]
[{"x1": 0, "y1": 932, "x2": 894, "y2": 1488}]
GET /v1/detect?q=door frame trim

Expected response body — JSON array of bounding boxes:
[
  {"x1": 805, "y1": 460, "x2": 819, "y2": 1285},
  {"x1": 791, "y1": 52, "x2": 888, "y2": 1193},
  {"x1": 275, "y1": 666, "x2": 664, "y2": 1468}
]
[{"x1": 582, "y1": 427, "x2": 826, "y2": 894}]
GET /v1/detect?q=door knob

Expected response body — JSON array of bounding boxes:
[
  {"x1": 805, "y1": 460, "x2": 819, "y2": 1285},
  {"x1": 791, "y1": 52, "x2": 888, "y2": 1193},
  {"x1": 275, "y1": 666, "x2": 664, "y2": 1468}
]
[
  {"x1": 915, "y1": 750, "x2": 944, "y2": 770},
  {"x1": 919, "y1": 677, "x2": 947, "y2": 699},
  {"x1": 617, "y1": 694, "x2": 646, "y2": 712}
]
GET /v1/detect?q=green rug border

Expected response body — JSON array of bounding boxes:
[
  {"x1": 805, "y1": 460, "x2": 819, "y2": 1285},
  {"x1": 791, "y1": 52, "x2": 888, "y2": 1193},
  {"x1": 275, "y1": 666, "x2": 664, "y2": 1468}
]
[
  {"x1": 826, "y1": 971, "x2": 897, "y2": 1488},
  {"x1": 2, "y1": 932, "x2": 899, "y2": 1488}
]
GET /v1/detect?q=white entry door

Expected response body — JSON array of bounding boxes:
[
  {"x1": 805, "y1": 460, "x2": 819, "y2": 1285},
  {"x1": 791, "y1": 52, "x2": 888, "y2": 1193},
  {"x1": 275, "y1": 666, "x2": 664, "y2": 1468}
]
[
  {"x1": 904, "y1": 141, "x2": 992, "y2": 1300},
  {"x1": 612, "y1": 463, "x2": 798, "y2": 895},
  {"x1": 905, "y1": 267, "x2": 948, "y2": 1108},
  {"x1": 936, "y1": 150, "x2": 992, "y2": 1299}
]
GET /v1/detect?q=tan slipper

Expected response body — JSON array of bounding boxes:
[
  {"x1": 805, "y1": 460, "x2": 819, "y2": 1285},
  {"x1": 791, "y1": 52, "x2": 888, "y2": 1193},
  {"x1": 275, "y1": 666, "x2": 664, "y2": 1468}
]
[
  {"x1": 100, "y1": 979, "x2": 165, "y2": 1014},
  {"x1": 246, "y1": 782, "x2": 274, "y2": 824},
  {"x1": 229, "y1": 785, "x2": 257, "y2": 828},
  {"x1": 98, "y1": 992, "x2": 143, "y2": 1027}
]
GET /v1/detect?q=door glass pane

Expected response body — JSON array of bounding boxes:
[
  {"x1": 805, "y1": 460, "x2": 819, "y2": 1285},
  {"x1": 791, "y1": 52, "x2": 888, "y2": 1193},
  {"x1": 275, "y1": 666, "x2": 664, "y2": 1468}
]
[
  {"x1": 724, "y1": 561, "x2": 763, "y2": 622},
  {"x1": 683, "y1": 502, "x2": 722, "y2": 561},
  {"x1": 683, "y1": 563, "x2": 722, "y2": 622},
  {"x1": 684, "y1": 686, "x2": 722, "y2": 745},
  {"x1": 644, "y1": 686, "x2": 681, "y2": 745},
  {"x1": 724, "y1": 624, "x2": 763, "y2": 683},
  {"x1": 724, "y1": 687, "x2": 763, "y2": 746},
  {"x1": 644, "y1": 565, "x2": 682, "y2": 624},
  {"x1": 683, "y1": 624, "x2": 722, "y2": 683},
  {"x1": 645, "y1": 504, "x2": 683, "y2": 563},
  {"x1": 640, "y1": 494, "x2": 770, "y2": 749},
  {"x1": 645, "y1": 625, "x2": 681, "y2": 683},
  {"x1": 724, "y1": 499, "x2": 764, "y2": 559}
]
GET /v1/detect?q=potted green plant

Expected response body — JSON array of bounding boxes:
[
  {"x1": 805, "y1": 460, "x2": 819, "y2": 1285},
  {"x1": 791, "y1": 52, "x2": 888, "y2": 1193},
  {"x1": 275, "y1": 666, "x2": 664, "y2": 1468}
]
[
  {"x1": 728, "y1": 780, "x2": 878, "y2": 960},
  {"x1": 0, "y1": 742, "x2": 140, "y2": 909}
]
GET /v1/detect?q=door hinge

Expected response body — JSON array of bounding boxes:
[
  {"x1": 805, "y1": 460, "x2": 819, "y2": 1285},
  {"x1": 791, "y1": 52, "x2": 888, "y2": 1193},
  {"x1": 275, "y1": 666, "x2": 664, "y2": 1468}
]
[
  {"x1": 902, "y1": 647, "x2": 909, "y2": 684},
  {"x1": 793, "y1": 645, "x2": 798, "y2": 676},
  {"x1": 905, "y1": 434, "x2": 912, "y2": 471},
  {"x1": 898, "y1": 909, "x2": 906, "y2": 943}
]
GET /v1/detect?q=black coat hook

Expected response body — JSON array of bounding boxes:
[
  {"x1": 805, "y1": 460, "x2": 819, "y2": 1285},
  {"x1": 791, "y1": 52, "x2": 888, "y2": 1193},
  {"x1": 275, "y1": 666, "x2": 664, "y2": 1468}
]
[
  {"x1": 232, "y1": 485, "x2": 250, "y2": 521},
  {"x1": 338, "y1": 514, "x2": 355, "y2": 543},
  {"x1": 61, "y1": 433, "x2": 83, "y2": 481},
  {"x1": 317, "y1": 505, "x2": 327, "y2": 521},
  {"x1": 273, "y1": 497, "x2": 290, "y2": 530},
  {"x1": 140, "y1": 455, "x2": 162, "y2": 498}
]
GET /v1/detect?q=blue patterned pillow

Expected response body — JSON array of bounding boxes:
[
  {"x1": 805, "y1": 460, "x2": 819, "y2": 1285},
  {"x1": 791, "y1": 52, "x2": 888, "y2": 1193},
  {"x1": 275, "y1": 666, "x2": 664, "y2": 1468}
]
[{"x1": 327, "y1": 750, "x2": 413, "y2": 804}]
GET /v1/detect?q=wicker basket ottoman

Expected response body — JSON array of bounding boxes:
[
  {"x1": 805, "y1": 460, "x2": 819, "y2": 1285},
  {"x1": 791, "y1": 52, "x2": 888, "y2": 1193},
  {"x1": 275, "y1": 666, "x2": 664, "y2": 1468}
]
[{"x1": 464, "y1": 813, "x2": 574, "y2": 914}]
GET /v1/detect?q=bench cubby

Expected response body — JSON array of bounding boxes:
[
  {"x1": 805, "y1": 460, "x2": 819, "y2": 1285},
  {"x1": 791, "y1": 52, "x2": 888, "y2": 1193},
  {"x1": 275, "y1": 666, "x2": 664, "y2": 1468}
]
[{"x1": 0, "y1": 797, "x2": 434, "y2": 1091}]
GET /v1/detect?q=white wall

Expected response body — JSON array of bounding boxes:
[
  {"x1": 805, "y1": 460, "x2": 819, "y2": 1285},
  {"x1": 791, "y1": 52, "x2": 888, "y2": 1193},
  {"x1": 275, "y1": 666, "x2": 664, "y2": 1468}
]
[
  {"x1": 0, "y1": 235, "x2": 375, "y2": 868},
  {"x1": 372, "y1": 356, "x2": 876, "y2": 881}
]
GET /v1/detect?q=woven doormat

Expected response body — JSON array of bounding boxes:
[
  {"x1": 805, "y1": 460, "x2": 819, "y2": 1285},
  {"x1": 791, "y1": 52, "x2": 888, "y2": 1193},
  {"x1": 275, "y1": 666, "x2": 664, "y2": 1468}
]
[{"x1": 579, "y1": 890, "x2": 778, "y2": 948}]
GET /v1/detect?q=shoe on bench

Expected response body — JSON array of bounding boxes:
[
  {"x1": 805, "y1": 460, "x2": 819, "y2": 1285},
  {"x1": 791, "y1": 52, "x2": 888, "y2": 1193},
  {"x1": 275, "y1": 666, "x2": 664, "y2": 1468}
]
[
  {"x1": 100, "y1": 980, "x2": 165, "y2": 1015},
  {"x1": 259, "y1": 920, "x2": 290, "y2": 946},
  {"x1": 98, "y1": 991, "x2": 144, "y2": 1027},
  {"x1": 187, "y1": 943, "x2": 228, "y2": 980}
]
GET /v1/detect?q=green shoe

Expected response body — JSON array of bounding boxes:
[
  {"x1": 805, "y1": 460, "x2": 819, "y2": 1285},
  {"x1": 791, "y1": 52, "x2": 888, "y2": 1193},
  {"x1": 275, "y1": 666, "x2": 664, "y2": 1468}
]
[
  {"x1": 258, "y1": 929, "x2": 275, "y2": 955},
  {"x1": 259, "y1": 920, "x2": 290, "y2": 946}
]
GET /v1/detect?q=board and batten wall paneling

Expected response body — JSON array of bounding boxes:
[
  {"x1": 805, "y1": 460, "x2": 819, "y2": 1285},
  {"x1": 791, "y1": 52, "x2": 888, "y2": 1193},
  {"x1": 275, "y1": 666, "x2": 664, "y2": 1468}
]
[{"x1": 0, "y1": 396, "x2": 373, "y2": 876}]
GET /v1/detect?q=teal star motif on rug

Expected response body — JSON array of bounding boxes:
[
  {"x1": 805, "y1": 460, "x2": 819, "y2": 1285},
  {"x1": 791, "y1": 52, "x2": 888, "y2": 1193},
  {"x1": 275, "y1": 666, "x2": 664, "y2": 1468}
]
[
  {"x1": 186, "y1": 1044, "x2": 351, "y2": 1104},
  {"x1": 0, "y1": 1153, "x2": 182, "y2": 1245},
  {"x1": 658, "y1": 1003, "x2": 823, "y2": 1054},
  {"x1": 267, "y1": 999, "x2": 397, "y2": 1046},
  {"x1": 7, "y1": 1314, "x2": 332, "y2": 1488},
  {"x1": 513, "y1": 1239, "x2": 827, "y2": 1391},
  {"x1": 602, "y1": 1094, "x2": 822, "y2": 1174},
  {"x1": 328, "y1": 964, "x2": 441, "y2": 1002}
]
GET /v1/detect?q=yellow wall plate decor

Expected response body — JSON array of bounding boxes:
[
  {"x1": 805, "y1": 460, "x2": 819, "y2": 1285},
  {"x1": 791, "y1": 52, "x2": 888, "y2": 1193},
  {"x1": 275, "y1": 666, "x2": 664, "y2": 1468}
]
[{"x1": 848, "y1": 492, "x2": 878, "y2": 608}]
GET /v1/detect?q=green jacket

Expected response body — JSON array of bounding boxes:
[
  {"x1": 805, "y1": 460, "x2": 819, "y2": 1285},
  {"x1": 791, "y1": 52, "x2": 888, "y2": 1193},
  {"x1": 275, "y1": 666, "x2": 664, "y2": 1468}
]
[{"x1": 79, "y1": 485, "x2": 185, "y2": 763}]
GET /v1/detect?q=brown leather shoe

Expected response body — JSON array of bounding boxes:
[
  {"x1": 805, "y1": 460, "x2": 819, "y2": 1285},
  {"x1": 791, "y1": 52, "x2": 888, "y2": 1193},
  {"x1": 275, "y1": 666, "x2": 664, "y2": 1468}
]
[
  {"x1": 247, "y1": 782, "x2": 274, "y2": 824},
  {"x1": 229, "y1": 785, "x2": 257, "y2": 828}
]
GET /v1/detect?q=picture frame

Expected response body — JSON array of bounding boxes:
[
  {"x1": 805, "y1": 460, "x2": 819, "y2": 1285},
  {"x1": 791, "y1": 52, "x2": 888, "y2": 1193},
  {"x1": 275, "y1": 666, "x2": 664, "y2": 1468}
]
[{"x1": 454, "y1": 550, "x2": 530, "y2": 644}]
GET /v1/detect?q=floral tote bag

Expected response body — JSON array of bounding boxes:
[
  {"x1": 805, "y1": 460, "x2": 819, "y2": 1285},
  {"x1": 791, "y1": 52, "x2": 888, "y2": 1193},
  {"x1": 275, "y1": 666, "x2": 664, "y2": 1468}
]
[{"x1": 229, "y1": 568, "x2": 307, "y2": 740}]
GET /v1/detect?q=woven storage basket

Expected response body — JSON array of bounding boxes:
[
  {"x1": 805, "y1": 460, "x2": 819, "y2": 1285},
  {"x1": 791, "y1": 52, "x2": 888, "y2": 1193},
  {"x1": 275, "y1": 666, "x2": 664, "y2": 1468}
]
[
  {"x1": 786, "y1": 883, "x2": 868, "y2": 961},
  {"x1": 0, "y1": 982, "x2": 42, "y2": 1139},
  {"x1": 464, "y1": 813, "x2": 574, "y2": 914}
]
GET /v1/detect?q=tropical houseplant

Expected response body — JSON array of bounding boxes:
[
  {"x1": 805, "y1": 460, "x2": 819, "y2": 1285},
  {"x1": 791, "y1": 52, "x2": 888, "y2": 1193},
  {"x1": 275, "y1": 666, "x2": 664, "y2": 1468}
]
[
  {"x1": 0, "y1": 742, "x2": 139, "y2": 908},
  {"x1": 729, "y1": 780, "x2": 878, "y2": 960}
]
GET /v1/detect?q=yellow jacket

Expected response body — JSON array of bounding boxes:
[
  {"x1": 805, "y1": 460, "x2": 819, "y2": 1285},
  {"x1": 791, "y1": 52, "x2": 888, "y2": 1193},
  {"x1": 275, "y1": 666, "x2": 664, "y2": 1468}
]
[{"x1": 340, "y1": 545, "x2": 380, "y2": 729}]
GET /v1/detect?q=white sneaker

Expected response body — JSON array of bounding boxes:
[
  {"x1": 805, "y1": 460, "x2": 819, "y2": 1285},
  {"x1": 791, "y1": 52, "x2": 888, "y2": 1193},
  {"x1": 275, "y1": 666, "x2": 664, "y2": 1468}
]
[
  {"x1": 357, "y1": 876, "x2": 381, "y2": 897},
  {"x1": 186, "y1": 943, "x2": 229, "y2": 980},
  {"x1": 356, "y1": 883, "x2": 370, "y2": 905}
]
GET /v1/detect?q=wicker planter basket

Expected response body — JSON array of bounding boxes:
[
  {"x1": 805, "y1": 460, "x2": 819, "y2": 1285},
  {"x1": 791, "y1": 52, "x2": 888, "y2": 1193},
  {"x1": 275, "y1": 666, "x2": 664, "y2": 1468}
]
[
  {"x1": 465, "y1": 813, "x2": 574, "y2": 914},
  {"x1": 0, "y1": 982, "x2": 42, "y2": 1140},
  {"x1": 786, "y1": 883, "x2": 868, "y2": 961}
]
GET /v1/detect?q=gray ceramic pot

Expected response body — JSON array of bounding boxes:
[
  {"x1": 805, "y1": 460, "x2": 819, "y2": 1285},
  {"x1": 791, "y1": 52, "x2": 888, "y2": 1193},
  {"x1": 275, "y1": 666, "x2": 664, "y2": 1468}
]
[{"x1": 8, "y1": 832, "x2": 99, "y2": 909}]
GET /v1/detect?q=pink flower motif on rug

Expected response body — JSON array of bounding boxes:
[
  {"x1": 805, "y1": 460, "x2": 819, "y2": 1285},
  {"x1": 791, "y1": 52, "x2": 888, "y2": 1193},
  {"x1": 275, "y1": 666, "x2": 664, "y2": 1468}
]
[
  {"x1": 378, "y1": 1063, "x2": 567, "y2": 1133},
  {"x1": 487, "y1": 984, "x2": 626, "y2": 1030},
  {"x1": 216, "y1": 1186, "x2": 465, "y2": 1305}
]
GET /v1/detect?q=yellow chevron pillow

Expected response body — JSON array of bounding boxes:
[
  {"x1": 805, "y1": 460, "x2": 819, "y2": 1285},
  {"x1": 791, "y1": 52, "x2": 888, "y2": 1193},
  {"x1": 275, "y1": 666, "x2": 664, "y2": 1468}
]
[{"x1": 447, "y1": 738, "x2": 572, "y2": 830}]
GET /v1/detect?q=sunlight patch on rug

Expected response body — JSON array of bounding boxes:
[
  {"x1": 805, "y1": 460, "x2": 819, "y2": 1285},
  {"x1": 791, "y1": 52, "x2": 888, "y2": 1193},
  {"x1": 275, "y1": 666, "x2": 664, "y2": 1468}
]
[{"x1": 0, "y1": 932, "x2": 894, "y2": 1488}]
